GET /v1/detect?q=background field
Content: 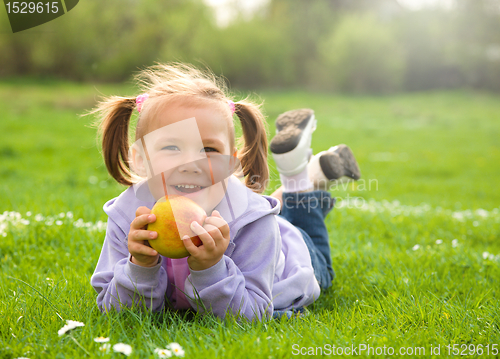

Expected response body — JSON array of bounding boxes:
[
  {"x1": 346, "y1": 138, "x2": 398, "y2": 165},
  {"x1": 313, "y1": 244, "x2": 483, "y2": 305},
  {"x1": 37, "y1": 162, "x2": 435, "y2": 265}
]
[{"x1": 1, "y1": 81, "x2": 499, "y2": 358}]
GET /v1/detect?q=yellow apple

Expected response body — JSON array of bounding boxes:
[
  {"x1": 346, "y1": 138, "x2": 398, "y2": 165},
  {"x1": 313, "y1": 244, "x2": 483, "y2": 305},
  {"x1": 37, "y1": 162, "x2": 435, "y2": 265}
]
[{"x1": 147, "y1": 195, "x2": 207, "y2": 258}]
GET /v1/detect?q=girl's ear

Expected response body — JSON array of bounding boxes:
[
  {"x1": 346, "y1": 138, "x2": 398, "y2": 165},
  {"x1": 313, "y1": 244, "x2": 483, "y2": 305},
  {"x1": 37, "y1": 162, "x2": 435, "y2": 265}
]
[{"x1": 129, "y1": 142, "x2": 149, "y2": 177}]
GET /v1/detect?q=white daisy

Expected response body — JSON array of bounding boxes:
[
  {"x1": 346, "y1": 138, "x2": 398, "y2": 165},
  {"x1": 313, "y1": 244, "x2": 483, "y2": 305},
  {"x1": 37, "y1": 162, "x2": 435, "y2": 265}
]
[
  {"x1": 155, "y1": 348, "x2": 173, "y2": 358},
  {"x1": 412, "y1": 244, "x2": 420, "y2": 251},
  {"x1": 167, "y1": 343, "x2": 185, "y2": 357},
  {"x1": 483, "y1": 251, "x2": 490, "y2": 260},
  {"x1": 57, "y1": 320, "x2": 85, "y2": 336},
  {"x1": 113, "y1": 343, "x2": 133, "y2": 356},
  {"x1": 435, "y1": 239, "x2": 443, "y2": 245},
  {"x1": 94, "y1": 336, "x2": 110, "y2": 343},
  {"x1": 452, "y1": 239, "x2": 458, "y2": 248}
]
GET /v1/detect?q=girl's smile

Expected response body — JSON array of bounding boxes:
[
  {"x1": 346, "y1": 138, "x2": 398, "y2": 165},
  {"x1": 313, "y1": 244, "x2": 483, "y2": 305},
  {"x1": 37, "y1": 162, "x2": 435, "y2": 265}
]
[
  {"x1": 166, "y1": 183, "x2": 212, "y2": 204},
  {"x1": 172, "y1": 183, "x2": 206, "y2": 193}
]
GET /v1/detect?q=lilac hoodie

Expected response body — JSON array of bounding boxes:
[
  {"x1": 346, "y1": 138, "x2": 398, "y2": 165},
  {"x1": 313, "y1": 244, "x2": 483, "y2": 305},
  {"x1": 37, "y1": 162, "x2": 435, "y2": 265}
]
[{"x1": 91, "y1": 176, "x2": 320, "y2": 320}]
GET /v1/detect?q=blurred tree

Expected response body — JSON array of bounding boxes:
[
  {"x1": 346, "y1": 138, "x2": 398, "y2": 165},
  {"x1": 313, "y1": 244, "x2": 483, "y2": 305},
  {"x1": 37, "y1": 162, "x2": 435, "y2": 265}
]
[
  {"x1": 395, "y1": 10, "x2": 463, "y2": 90},
  {"x1": 395, "y1": 0, "x2": 500, "y2": 91},
  {"x1": 0, "y1": 0, "x2": 217, "y2": 82},
  {"x1": 266, "y1": 0, "x2": 404, "y2": 91},
  {"x1": 1, "y1": 0, "x2": 500, "y2": 92},
  {"x1": 453, "y1": 0, "x2": 500, "y2": 90},
  {"x1": 266, "y1": 0, "x2": 338, "y2": 86},
  {"x1": 202, "y1": 18, "x2": 295, "y2": 88},
  {"x1": 317, "y1": 14, "x2": 404, "y2": 93}
]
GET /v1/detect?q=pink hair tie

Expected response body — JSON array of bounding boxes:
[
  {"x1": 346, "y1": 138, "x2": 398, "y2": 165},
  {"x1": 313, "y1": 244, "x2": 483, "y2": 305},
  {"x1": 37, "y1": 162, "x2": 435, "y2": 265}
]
[
  {"x1": 228, "y1": 100, "x2": 235, "y2": 114},
  {"x1": 136, "y1": 94, "x2": 149, "y2": 113}
]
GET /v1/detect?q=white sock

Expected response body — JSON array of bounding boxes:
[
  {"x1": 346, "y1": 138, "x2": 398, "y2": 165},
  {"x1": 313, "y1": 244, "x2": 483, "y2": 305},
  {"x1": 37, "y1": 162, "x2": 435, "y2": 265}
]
[{"x1": 280, "y1": 166, "x2": 314, "y2": 193}]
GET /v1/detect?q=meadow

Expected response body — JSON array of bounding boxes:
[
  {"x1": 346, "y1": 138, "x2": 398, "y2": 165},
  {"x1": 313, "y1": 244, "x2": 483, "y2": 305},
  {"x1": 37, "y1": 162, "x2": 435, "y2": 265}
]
[{"x1": 0, "y1": 80, "x2": 499, "y2": 358}]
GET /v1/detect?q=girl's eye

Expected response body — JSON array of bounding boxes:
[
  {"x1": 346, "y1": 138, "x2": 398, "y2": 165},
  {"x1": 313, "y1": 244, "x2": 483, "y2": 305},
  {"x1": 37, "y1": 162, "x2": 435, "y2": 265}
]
[
  {"x1": 161, "y1": 145, "x2": 179, "y2": 151},
  {"x1": 202, "y1": 147, "x2": 218, "y2": 153}
]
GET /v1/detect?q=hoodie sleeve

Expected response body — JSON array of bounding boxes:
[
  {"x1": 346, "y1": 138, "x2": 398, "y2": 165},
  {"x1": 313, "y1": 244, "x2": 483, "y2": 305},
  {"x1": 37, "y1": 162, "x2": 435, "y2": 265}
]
[
  {"x1": 184, "y1": 213, "x2": 280, "y2": 320},
  {"x1": 90, "y1": 217, "x2": 169, "y2": 312}
]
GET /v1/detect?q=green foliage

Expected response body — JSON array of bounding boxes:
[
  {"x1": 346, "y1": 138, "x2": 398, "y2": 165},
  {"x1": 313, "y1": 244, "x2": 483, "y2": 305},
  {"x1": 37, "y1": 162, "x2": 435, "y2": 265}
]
[
  {"x1": 317, "y1": 14, "x2": 404, "y2": 93},
  {"x1": 394, "y1": 10, "x2": 463, "y2": 91},
  {"x1": 201, "y1": 18, "x2": 296, "y2": 88},
  {"x1": 1, "y1": 81, "x2": 499, "y2": 357},
  {"x1": 2, "y1": 0, "x2": 500, "y2": 92},
  {"x1": 0, "y1": 0, "x2": 217, "y2": 81}
]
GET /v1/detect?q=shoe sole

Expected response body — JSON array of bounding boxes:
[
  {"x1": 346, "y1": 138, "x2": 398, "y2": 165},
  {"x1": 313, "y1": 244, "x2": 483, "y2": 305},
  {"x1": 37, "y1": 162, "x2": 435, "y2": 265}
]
[
  {"x1": 270, "y1": 109, "x2": 315, "y2": 154},
  {"x1": 319, "y1": 145, "x2": 361, "y2": 180}
]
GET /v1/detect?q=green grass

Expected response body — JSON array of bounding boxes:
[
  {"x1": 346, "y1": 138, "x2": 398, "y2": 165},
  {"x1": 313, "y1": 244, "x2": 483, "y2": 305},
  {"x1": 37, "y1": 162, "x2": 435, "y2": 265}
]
[{"x1": 0, "y1": 80, "x2": 499, "y2": 358}]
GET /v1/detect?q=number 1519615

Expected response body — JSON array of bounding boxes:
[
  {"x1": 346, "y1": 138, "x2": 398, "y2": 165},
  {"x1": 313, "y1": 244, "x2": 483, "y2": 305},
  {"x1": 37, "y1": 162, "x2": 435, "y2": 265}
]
[{"x1": 5, "y1": 2, "x2": 60, "y2": 14}]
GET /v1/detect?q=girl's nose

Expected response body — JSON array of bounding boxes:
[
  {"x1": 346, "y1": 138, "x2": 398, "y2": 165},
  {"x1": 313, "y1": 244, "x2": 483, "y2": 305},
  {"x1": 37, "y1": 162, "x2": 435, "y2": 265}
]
[{"x1": 176, "y1": 156, "x2": 204, "y2": 174}]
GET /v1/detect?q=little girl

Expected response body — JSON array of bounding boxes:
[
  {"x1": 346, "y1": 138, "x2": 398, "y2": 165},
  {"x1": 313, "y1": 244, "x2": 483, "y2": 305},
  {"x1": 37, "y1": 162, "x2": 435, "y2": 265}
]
[{"x1": 90, "y1": 63, "x2": 360, "y2": 320}]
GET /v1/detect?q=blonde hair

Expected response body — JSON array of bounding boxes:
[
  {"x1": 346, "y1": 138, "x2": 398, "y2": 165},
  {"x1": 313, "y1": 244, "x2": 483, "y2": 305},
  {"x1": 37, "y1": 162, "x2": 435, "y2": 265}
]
[{"x1": 91, "y1": 63, "x2": 269, "y2": 193}]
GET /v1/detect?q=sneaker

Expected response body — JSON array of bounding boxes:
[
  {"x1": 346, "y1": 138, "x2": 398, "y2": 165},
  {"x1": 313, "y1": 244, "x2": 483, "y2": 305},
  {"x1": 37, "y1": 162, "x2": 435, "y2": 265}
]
[
  {"x1": 270, "y1": 109, "x2": 317, "y2": 176},
  {"x1": 308, "y1": 144, "x2": 361, "y2": 189}
]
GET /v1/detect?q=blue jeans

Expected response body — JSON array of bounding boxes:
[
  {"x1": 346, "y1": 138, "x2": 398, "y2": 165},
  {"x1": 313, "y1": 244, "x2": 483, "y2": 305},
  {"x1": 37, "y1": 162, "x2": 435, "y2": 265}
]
[{"x1": 279, "y1": 190, "x2": 336, "y2": 289}]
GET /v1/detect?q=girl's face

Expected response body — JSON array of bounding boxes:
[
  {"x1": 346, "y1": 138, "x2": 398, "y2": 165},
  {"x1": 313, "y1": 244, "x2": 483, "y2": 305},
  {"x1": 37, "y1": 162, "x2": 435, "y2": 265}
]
[{"x1": 132, "y1": 102, "x2": 237, "y2": 214}]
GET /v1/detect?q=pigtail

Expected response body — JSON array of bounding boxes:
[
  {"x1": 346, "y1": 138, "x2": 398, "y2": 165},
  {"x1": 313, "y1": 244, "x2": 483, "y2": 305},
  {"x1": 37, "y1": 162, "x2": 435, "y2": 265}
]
[
  {"x1": 234, "y1": 100, "x2": 269, "y2": 193},
  {"x1": 92, "y1": 96, "x2": 136, "y2": 186}
]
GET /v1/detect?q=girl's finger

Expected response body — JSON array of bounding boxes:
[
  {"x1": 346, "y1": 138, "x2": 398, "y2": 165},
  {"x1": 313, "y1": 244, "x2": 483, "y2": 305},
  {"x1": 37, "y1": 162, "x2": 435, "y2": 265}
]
[
  {"x1": 132, "y1": 229, "x2": 157, "y2": 242},
  {"x1": 133, "y1": 213, "x2": 156, "y2": 229},
  {"x1": 190, "y1": 221, "x2": 216, "y2": 250},
  {"x1": 135, "y1": 206, "x2": 151, "y2": 217},
  {"x1": 203, "y1": 224, "x2": 223, "y2": 242},
  {"x1": 204, "y1": 216, "x2": 230, "y2": 240},
  {"x1": 182, "y1": 235, "x2": 200, "y2": 256},
  {"x1": 129, "y1": 241, "x2": 158, "y2": 257}
]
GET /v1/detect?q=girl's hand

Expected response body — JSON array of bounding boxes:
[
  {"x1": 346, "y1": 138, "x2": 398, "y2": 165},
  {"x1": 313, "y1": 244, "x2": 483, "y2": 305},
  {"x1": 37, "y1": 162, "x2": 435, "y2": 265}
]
[
  {"x1": 128, "y1": 206, "x2": 160, "y2": 267},
  {"x1": 183, "y1": 210, "x2": 230, "y2": 271}
]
